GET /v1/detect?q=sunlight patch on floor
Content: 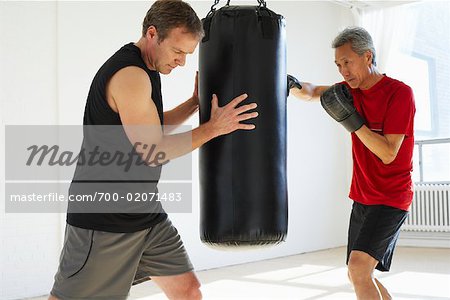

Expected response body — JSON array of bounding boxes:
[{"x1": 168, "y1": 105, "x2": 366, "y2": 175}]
[
  {"x1": 288, "y1": 267, "x2": 350, "y2": 288},
  {"x1": 381, "y1": 271, "x2": 450, "y2": 298},
  {"x1": 244, "y1": 264, "x2": 334, "y2": 281}
]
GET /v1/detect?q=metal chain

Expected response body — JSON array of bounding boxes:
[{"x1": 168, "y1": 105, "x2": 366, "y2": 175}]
[
  {"x1": 209, "y1": 0, "x2": 221, "y2": 13},
  {"x1": 210, "y1": 0, "x2": 267, "y2": 13}
]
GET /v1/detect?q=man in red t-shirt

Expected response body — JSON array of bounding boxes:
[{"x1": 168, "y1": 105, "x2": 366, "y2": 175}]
[{"x1": 289, "y1": 27, "x2": 415, "y2": 299}]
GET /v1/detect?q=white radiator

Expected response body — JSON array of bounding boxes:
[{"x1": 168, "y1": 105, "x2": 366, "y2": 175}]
[{"x1": 402, "y1": 183, "x2": 450, "y2": 232}]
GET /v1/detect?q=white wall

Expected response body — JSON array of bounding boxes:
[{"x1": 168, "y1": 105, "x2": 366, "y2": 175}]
[
  {"x1": 1, "y1": 2, "x2": 63, "y2": 299},
  {"x1": 0, "y1": 1, "x2": 354, "y2": 299}
]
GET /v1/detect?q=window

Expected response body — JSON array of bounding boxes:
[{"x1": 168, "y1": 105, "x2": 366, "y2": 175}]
[
  {"x1": 387, "y1": 52, "x2": 434, "y2": 134},
  {"x1": 362, "y1": 1, "x2": 450, "y2": 183}
]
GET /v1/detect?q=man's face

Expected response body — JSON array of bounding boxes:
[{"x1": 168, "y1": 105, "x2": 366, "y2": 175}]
[
  {"x1": 146, "y1": 26, "x2": 199, "y2": 74},
  {"x1": 334, "y1": 42, "x2": 372, "y2": 89}
]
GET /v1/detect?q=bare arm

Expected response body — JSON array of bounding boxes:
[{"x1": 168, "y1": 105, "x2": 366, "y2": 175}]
[
  {"x1": 289, "y1": 78, "x2": 406, "y2": 164},
  {"x1": 290, "y1": 82, "x2": 330, "y2": 101},
  {"x1": 163, "y1": 72, "x2": 199, "y2": 129},
  {"x1": 355, "y1": 126, "x2": 405, "y2": 164},
  {"x1": 163, "y1": 97, "x2": 198, "y2": 127},
  {"x1": 109, "y1": 66, "x2": 257, "y2": 164}
]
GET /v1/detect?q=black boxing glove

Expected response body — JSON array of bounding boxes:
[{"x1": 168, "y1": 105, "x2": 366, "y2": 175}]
[
  {"x1": 320, "y1": 83, "x2": 365, "y2": 132},
  {"x1": 287, "y1": 74, "x2": 302, "y2": 95}
]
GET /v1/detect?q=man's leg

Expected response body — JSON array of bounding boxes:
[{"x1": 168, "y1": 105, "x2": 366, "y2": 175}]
[
  {"x1": 50, "y1": 225, "x2": 153, "y2": 300},
  {"x1": 48, "y1": 272, "x2": 202, "y2": 300},
  {"x1": 375, "y1": 278, "x2": 393, "y2": 300},
  {"x1": 348, "y1": 250, "x2": 383, "y2": 300},
  {"x1": 151, "y1": 271, "x2": 201, "y2": 300},
  {"x1": 347, "y1": 203, "x2": 406, "y2": 300}
]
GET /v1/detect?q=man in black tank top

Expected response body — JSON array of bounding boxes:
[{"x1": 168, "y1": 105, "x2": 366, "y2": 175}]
[{"x1": 50, "y1": 1, "x2": 258, "y2": 299}]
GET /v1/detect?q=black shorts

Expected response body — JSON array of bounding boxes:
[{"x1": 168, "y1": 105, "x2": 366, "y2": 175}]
[{"x1": 347, "y1": 201, "x2": 408, "y2": 272}]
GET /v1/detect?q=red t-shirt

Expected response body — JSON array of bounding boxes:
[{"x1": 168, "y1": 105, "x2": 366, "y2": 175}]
[{"x1": 345, "y1": 75, "x2": 416, "y2": 211}]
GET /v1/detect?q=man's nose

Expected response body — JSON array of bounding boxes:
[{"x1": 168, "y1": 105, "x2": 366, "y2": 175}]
[
  {"x1": 176, "y1": 54, "x2": 186, "y2": 66},
  {"x1": 340, "y1": 66, "x2": 350, "y2": 77}
]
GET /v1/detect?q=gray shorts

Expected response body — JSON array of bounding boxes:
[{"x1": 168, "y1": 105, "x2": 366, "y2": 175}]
[{"x1": 51, "y1": 218, "x2": 193, "y2": 300}]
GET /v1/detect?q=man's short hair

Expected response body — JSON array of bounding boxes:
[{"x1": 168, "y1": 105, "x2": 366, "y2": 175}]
[
  {"x1": 332, "y1": 27, "x2": 377, "y2": 66},
  {"x1": 142, "y1": 0, "x2": 204, "y2": 41}
]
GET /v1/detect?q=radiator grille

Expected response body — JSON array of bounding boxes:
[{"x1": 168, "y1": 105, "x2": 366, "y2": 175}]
[{"x1": 402, "y1": 184, "x2": 450, "y2": 232}]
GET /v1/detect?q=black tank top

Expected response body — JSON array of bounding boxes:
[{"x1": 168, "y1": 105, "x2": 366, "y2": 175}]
[{"x1": 67, "y1": 43, "x2": 167, "y2": 232}]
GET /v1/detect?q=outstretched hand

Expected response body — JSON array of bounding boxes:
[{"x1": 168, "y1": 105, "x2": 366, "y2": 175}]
[{"x1": 207, "y1": 93, "x2": 258, "y2": 138}]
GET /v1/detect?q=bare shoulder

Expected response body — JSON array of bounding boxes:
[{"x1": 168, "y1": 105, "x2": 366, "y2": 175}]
[
  {"x1": 110, "y1": 66, "x2": 151, "y2": 95},
  {"x1": 106, "y1": 66, "x2": 152, "y2": 113}
]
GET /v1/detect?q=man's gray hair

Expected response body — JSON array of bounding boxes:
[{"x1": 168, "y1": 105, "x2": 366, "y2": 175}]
[{"x1": 332, "y1": 27, "x2": 377, "y2": 66}]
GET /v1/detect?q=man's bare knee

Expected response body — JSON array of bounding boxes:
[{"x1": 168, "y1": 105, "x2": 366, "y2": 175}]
[
  {"x1": 152, "y1": 272, "x2": 202, "y2": 300},
  {"x1": 181, "y1": 280, "x2": 201, "y2": 300},
  {"x1": 348, "y1": 252, "x2": 383, "y2": 299},
  {"x1": 48, "y1": 295, "x2": 59, "y2": 300},
  {"x1": 348, "y1": 251, "x2": 377, "y2": 285},
  {"x1": 186, "y1": 282, "x2": 202, "y2": 300},
  {"x1": 347, "y1": 270, "x2": 353, "y2": 284},
  {"x1": 348, "y1": 263, "x2": 372, "y2": 285}
]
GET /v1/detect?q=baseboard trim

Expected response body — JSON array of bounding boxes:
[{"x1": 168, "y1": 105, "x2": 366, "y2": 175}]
[{"x1": 398, "y1": 231, "x2": 450, "y2": 248}]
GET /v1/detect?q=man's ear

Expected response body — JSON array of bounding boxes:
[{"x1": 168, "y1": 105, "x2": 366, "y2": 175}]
[
  {"x1": 365, "y1": 50, "x2": 373, "y2": 65},
  {"x1": 146, "y1": 26, "x2": 157, "y2": 40}
]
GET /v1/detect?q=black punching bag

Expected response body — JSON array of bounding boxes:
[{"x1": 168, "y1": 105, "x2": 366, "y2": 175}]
[{"x1": 199, "y1": 1, "x2": 287, "y2": 246}]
